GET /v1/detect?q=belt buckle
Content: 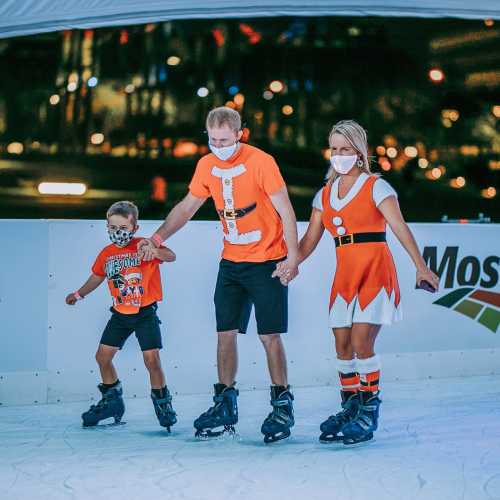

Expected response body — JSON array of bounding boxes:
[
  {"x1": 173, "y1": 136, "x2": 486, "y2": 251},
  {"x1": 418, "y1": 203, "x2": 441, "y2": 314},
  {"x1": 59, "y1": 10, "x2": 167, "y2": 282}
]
[
  {"x1": 339, "y1": 233, "x2": 353, "y2": 246},
  {"x1": 223, "y1": 209, "x2": 236, "y2": 220}
]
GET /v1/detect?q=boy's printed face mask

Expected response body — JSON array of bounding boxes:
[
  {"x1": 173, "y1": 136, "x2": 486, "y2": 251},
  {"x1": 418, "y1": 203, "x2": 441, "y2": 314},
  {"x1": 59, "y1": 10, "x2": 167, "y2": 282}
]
[{"x1": 108, "y1": 228, "x2": 135, "y2": 247}]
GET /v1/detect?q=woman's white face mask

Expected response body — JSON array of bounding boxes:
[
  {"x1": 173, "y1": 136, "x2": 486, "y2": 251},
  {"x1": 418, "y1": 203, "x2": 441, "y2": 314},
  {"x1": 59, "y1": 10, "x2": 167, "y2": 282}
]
[
  {"x1": 330, "y1": 154, "x2": 358, "y2": 175},
  {"x1": 209, "y1": 142, "x2": 239, "y2": 161}
]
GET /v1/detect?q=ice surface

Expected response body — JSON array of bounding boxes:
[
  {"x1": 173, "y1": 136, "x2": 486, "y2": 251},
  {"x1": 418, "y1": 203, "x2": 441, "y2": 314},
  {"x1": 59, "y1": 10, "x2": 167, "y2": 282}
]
[{"x1": 1, "y1": 376, "x2": 500, "y2": 500}]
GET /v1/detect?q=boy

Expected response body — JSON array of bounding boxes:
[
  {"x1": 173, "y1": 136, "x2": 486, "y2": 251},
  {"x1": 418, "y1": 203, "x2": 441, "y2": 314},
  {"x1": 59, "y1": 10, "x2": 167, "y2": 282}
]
[{"x1": 65, "y1": 201, "x2": 177, "y2": 431}]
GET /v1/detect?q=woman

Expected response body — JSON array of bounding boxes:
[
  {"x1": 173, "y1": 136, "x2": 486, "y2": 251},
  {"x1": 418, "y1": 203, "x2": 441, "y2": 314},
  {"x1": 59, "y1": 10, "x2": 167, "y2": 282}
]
[{"x1": 296, "y1": 120, "x2": 439, "y2": 445}]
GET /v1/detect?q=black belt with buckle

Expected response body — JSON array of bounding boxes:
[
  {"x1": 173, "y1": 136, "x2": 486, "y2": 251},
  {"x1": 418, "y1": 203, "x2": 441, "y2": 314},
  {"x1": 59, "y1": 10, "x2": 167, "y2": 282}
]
[
  {"x1": 218, "y1": 202, "x2": 257, "y2": 220},
  {"x1": 334, "y1": 231, "x2": 386, "y2": 247}
]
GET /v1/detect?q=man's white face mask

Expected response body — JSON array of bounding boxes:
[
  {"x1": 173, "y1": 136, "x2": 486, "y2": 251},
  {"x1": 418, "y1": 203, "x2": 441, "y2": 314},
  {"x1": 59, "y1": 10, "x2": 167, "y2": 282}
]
[{"x1": 209, "y1": 142, "x2": 239, "y2": 161}]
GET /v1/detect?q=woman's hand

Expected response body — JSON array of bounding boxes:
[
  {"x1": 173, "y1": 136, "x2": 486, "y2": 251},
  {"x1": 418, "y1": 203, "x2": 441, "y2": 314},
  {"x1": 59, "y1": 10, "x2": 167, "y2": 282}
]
[
  {"x1": 272, "y1": 258, "x2": 299, "y2": 286},
  {"x1": 416, "y1": 266, "x2": 440, "y2": 292}
]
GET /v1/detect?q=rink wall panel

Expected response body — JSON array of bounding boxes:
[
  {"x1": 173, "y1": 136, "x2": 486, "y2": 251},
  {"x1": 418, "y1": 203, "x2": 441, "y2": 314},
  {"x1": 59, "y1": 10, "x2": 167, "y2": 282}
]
[{"x1": 0, "y1": 220, "x2": 499, "y2": 406}]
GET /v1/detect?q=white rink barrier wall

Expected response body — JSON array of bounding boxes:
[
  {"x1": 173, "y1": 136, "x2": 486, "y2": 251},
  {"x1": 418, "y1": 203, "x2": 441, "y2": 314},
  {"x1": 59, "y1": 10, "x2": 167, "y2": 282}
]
[{"x1": 0, "y1": 220, "x2": 499, "y2": 406}]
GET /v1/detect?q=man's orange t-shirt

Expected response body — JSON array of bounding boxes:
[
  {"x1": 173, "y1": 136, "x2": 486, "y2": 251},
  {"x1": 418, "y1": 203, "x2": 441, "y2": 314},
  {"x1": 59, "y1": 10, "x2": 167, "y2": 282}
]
[
  {"x1": 92, "y1": 237, "x2": 163, "y2": 314},
  {"x1": 189, "y1": 143, "x2": 288, "y2": 263}
]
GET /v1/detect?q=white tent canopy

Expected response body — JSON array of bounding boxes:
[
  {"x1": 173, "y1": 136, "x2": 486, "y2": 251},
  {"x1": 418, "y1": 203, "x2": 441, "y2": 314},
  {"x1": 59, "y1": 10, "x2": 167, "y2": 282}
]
[{"x1": 0, "y1": 0, "x2": 499, "y2": 39}]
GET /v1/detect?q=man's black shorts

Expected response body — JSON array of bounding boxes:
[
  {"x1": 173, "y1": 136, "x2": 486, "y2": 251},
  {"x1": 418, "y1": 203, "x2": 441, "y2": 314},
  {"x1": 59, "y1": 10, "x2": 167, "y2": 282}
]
[
  {"x1": 100, "y1": 302, "x2": 163, "y2": 351},
  {"x1": 214, "y1": 258, "x2": 288, "y2": 335}
]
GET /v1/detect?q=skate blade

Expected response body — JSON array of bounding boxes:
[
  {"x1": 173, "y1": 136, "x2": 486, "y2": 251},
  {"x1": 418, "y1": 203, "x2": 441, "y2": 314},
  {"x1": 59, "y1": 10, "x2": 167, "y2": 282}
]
[
  {"x1": 263, "y1": 430, "x2": 291, "y2": 444},
  {"x1": 82, "y1": 420, "x2": 126, "y2": 429},
  {"x1": 342, "y1": 433, "x2": 374, "y2": 446},
  {"x1": 195, "y1": 425, "x2": 237, "y2": 440},
  {"x1": 319, "y1": 433, "x2": 344, "y2": 444}
]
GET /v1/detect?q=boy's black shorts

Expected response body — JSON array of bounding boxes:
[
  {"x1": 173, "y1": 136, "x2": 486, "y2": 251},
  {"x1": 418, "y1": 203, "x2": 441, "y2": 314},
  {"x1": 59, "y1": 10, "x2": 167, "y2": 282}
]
[
  {"x1": 100, "y1": 302, "x2": 163, "y2": 351},
  {"x1": 214, "y1": 258, "x2": 288, "y2": 335}
]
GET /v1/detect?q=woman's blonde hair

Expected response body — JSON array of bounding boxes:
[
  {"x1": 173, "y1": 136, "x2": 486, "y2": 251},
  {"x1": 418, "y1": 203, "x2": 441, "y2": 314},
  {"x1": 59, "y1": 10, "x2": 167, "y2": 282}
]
[{"x1": 325, "y1": 119, "x2": 374, "y2": 183}]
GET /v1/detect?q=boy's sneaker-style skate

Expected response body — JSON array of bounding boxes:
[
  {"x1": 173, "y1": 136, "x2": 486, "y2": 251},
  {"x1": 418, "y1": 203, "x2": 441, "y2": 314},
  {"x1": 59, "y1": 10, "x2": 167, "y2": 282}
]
[
  {"x1": 151, "y1": 387, "x2": 177, "y2": 432},
  {"x1": 194, "y1": 383, "x2": 239, "y2": 438},
  {"x1": 82, "y1": 382, "x2": 125, "y2": 427},
  {"x1": 319, "y1": 391, "x2": 359, "y2": 443},
  {"x1": 341, "y1": 391, "x2": 382, "y2": 445},
  {"x1": 261, "y1": 385, "x2": 294, "y2": 443}
]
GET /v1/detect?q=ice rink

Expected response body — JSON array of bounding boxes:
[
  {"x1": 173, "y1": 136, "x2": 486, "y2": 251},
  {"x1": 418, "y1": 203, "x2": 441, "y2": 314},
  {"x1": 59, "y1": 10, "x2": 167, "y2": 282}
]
[{"x1": 1, "y1": 376, "x2": 500, "y2": 500}]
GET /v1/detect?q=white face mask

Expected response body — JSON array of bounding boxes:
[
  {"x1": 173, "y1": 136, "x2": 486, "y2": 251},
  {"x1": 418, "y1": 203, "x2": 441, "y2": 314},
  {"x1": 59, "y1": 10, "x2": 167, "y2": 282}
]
[
  {"x1": 209, "y1": 142, "x2": 239, "y2": 161},
  {"x1": 330, "y1": 154, "x2": 358, "y2": 175}
]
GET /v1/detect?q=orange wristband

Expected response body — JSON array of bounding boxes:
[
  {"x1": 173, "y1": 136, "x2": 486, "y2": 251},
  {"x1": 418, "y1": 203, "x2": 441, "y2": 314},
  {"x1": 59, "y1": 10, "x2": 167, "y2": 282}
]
[{"x1": 151, "y1": 233, "x2": 163, "y2": 248}]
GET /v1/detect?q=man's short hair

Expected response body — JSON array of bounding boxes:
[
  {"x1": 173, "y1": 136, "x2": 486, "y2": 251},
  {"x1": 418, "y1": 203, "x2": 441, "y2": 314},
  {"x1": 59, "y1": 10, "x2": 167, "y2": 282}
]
[
  {"x1": 206, "y1": 107, "x2": 241, "y2": 132},
  {"x1": 106, "y1": 201, "x2": 139, "y2": 224}
]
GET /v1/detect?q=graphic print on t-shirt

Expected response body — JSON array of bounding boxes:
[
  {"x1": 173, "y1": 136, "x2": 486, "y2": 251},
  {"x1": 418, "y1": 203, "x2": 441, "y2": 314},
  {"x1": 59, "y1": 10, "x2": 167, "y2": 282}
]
[
  {"x1": 92, "y1": 238, "x2": 163, "y2": 314},
  {"x1": 211, "y1": 164, "x2": 261, "y2": 245},
  {"x1": 105, "y1": 254, "x2": 144, "y2": 308}
]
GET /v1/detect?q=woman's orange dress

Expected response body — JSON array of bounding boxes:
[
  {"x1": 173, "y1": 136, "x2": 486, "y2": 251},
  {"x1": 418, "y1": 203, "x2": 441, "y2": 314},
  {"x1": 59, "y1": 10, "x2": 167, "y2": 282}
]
[{"x1": 314, "y1": 173, "x2": 402, "y2": 327}]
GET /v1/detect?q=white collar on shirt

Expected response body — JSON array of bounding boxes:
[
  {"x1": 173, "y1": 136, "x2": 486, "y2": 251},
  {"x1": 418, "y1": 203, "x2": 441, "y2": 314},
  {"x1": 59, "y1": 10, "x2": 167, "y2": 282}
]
[{"x1": 331, "y1": 172, "x2": 369, "y2": 211}]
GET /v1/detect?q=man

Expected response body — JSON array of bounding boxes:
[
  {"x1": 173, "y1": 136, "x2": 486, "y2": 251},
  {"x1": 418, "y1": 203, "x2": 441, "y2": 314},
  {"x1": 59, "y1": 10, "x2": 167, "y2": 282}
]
[{"x1": 139, "y1": 107, "x2": 299, "y2": 443}]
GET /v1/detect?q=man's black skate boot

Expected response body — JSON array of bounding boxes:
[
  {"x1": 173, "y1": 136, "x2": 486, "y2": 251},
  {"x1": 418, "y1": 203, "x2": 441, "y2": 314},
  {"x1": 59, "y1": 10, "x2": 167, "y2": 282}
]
[
  {"x1": 341, "y1": 391, "x2": 381, "y2": 445},
  {"x1": 319, "y1": 391, "x2": 359, "y2": 443},
  {"x1": 194, "y1": 383, "x2": 239, "y2": 438},
  {"x1": 261, "y1": 385, "x2": 294, "y2": 443},
  {"x1": 151, "y1": 387, "x2": 177, "y2": 432},
  {"x1": 82, "y1": 381, "x2": 125, "y2": 427}
]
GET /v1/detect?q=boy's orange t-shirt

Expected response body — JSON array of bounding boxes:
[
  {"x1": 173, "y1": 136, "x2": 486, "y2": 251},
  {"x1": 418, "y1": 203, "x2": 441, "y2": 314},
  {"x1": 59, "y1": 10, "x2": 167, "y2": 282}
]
[
  {"x1": 189, "y1": 143, "x2": 288, "y2": 263},
  {"x1": 92, "y1": 237, "x2": 163, "y2": 315}
]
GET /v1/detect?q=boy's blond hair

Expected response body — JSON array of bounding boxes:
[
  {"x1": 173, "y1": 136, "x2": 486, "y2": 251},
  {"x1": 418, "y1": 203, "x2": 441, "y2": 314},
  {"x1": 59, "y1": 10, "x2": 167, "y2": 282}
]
[
  {"x1": 106, "y1": 201, "x2": 139, "y2": 224},
  {"x1": 206, "y1": 107, "x2": 241, "y2": 132}
]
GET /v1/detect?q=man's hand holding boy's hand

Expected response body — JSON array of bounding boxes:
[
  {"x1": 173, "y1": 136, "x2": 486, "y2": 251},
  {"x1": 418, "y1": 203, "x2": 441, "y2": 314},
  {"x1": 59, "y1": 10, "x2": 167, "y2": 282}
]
[{"x1": 137, "y1": 239, "x2": 156, "y2": 261}]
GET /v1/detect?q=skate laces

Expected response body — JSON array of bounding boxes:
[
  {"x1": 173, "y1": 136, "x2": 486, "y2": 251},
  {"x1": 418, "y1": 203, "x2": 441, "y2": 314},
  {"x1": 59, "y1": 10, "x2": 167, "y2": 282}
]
[{"x1": 89, "y1": 396, "x2": 109, "y2": 412}]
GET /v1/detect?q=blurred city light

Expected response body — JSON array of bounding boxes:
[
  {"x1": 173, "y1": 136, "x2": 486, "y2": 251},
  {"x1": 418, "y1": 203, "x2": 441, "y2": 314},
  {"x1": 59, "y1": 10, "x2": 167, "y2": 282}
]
[
  {"x1": 450, "y1": 176, "x2": 466, "y2": 188},
  {"x1": 269, "y1": 80, "x2": 284, "y2": 93},
  {"x1": 386, "y1": 147, "x2": 398, "y2": 158},
  {"x1": 481, "y1": 187, "x2": 496, "y2": 198},
  {"x1": 404, "y1": 146, "x2": 418, "y2": 158},
  {"x1": 166, "y1": 56, "x2": 181, "y2": 66},
  {"x1": 7, "y1": 142, "x2": 24, "y2": 154},
  {"x1": 38, "y1": 182, "x2": 87, "y2": 195},
  {"x1": 49, "y1": 94, "x2": 60, "y2": 105},
  {"x1": 197, "y1": 87, "x2": 209, "y2": 97},
  {"x1": 233, "y1": 93, "x2": 245, "y2": 106},
  {"x1": 429, "y1": 68, "x2": 445, "y2": 83},
  {"x1": 90, "y1": 133, "x2": 105, "y2": 145}
]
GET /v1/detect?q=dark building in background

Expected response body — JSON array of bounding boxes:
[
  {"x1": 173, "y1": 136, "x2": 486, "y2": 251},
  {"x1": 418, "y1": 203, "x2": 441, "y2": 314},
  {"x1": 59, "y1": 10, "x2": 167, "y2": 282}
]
[{"x1": 0, "y1": 17, "x2": 498, "y2": 221}]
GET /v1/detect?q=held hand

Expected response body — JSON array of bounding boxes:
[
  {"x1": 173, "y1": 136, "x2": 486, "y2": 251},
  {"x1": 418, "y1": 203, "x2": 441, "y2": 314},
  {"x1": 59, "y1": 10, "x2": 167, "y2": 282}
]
[
  {"x1": 65, "y1": 293, "x2": 77, "y2": 305},
  {"x1": 416, "y1": 267, "x2": 440, "y2": 292},
  {"x1": 272, "y1": 258, "x2": 299, "y2": 286},
  {"x1": 138, "y1": 239, "x2": 156, "y2": 261}
]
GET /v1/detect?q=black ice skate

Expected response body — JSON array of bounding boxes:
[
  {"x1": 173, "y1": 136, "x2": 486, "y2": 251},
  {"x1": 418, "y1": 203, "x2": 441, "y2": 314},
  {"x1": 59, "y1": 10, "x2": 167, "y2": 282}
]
[
  {"x1": 82, "y1": 382, "x2": 125, "y2": 427},
  {"x1": 319, "y1": 391, "x2": 359, "y2": 443},
  {"x1": 194, "y1": 383, "x2": 239, "y2": 438},
  {"x1": 261, "y1": 385, "x2": 294, "y2": 443},
  {"x1": 341, "y1": 391, "x2": 382, "y2": 445},
  {"x1": 151, "y1": 387, "x2": 177, "y2": 432}
]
